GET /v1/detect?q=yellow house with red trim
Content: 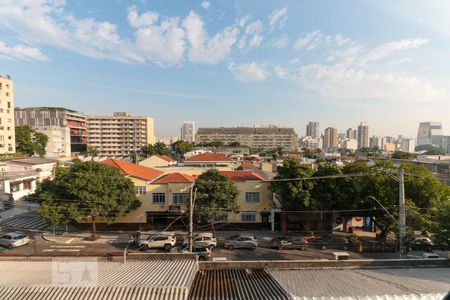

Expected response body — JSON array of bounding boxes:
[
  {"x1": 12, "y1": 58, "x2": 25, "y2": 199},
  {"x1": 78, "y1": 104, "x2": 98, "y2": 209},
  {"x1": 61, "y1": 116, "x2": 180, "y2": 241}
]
[{"x1": 100, "y1": 159, "x2": 276, "y2": 228}]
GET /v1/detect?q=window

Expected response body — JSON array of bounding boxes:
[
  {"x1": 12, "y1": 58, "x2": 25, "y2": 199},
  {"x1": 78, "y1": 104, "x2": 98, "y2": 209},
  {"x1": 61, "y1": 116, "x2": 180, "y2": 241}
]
[
  {"x1": 214, "y1": 213, "x2": 229, "y2": 223},
  {"x1": 245, "y1": 192, "x2": 260, "y2": 203},
  {"x1": 135, "y1": 186, "x2": 146, "y2": 195},
  {"x1": 241, "y1": 212, "x2": 257, "y2": 223},
  {"x1": 172, "y1": 192, "x2": 189, "y2": 204},
  {"x1": 152, "y1": 193, "x2": 165, "y2": 204}
]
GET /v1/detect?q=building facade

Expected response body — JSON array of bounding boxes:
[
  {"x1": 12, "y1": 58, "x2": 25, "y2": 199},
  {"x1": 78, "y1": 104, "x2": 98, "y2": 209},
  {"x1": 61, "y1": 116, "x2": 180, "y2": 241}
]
[
  {"x1": 357, "y1": 121, "x2": 369, "y2": 149},
  {"x1": 323, "y1": 127, "x2": 338, "y2": 151},
  {"x1": 181, "y1": 121, "x2": 195, "y2": 143},
  {"x1": 0, "y1": 75, "x2": 15, "y2": 154},
  {"x1": 196, "y1": 126, "x2": 298, "y2": 152},
  {"x1": 306, "y1": 121, "x2": 320, "y2": 138},
  {"x1": 417, "y1": 122, "x2": 443, "y2": 147},
  {"x1": 87, "y1": 112, "x2": 155, "y2": 157},
  {"x1": 15, "y1": 107, "x2": 87, "y2": 155}
]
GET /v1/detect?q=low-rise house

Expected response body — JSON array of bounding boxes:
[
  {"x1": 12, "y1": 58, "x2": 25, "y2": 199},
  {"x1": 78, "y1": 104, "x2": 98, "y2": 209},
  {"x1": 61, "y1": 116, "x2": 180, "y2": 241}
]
[
  {"x1": 95, "y1": 159, "x2": 277, "y2": 229},
  {"x1": 139, "y1": 155, "x2": 177, "y2": 168},
  {"x1": 6, "y1": 158, "x2": 58, "y2": 181},
  {"x1": 183, "y1": 153, "x2": 238, "y2": 168},
  {"x1": 0, "y1": 170, "x2": 38, "y2": 201}
]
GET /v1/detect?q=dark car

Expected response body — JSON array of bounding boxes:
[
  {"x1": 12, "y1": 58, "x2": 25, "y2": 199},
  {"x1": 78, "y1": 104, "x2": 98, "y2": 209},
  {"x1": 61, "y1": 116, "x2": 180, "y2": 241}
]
[
  {"x1": 271, "y1": 236, "x2": 307, "y2": 250},
  {"x1": 177, "y1": 244, "x2": 212, "y2": 261},
  {"x1": 407, "y1": 237, "x2": 434, "y2": 251},
  {"x1": 309, "y1": 236, "x2": 348, "y2": 250}
]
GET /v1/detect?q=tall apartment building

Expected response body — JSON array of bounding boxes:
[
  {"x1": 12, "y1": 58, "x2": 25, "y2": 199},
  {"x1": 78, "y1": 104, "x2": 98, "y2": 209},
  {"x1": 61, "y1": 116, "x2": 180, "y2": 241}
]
[
  {"x1": 357, "y1": 121, "x2": 370, "y2": 149},
  {"x1": 323, "y1": 127, "x2": 338, "y2": 150},
  {"x1": 196, "y1": 126, "x2": 298, "y2": 151},
  {"x1": 306, "y1": 121, "x2": 320, "y2": 138},
  {"x1": 87, "y1": 112, "x2": 155, "y2": 157},
  {"x1": 346, "y1": 128, "x2": 357, "y2": 139},
  {"x1": 15, "y1": 107, "x2": 87, "y2": 157},
  {"x1": 369, "y1": 136, "x2": 383, "y2": 150},
  {"x1": 0, "y1": 75, "x2": 15, "y2": 154},
  {"x1": 417, "y1": 122, "x2": 443, "y2": 147},
  {"x1": 181, "y1": 121, "x2": 195, "y2": 143}
]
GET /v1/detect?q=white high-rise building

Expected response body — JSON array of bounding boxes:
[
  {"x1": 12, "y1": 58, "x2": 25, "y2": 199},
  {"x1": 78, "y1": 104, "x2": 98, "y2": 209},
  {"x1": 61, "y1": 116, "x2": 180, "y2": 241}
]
[
  {"x1": 0, "y1": 75, "x2": 15, "y2": 154},
  {"x1": 306, "y1": 121, "x2": 320, "y2": 138},
  {"x1": 181, "y1": 121, "x2": 195, "y2": 143},
  {"x1": 357, "y1": 121, "x2": 369, "y2": 149},
  {"x1": 402, "y1": 138, "x2": 416, "y2": 153}
]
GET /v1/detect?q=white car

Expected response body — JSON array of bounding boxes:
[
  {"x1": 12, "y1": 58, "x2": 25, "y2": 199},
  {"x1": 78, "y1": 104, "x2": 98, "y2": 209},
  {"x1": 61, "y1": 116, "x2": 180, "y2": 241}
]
[
  {"x1": 139, "y1": 234, "x2": 176, "y2": 251},
  {"x1": 184, "y1": 233, "x2": 217, "y2": 249},
  {"x1": 0, "y1": 232, "x2": 30, "y2": 250}
]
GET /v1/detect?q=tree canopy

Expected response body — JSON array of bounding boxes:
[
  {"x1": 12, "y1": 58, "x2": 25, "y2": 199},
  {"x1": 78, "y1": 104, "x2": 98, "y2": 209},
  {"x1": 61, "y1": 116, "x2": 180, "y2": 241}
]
[
  {"x1": 141, "y1": 142, "x2": 171, "y2": 157},
  {"x1": 15, "y1": 125, "x2": 48, "y2": 157},
  {"x1": 172, "y1": 140, "x2": 194, "y2": 158},
  {"x1": 35, "y1": 160, "x2": 140, "y2": 234},
  {"x1": 391, "y1": 151, "x2": 417, "y2": 160},
  {"x1": 193, "y1": 169, "x2": 239, "y2": 223}
]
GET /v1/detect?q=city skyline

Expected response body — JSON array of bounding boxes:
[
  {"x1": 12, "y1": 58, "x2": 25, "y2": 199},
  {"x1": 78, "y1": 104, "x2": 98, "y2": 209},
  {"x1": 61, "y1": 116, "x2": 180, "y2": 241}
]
[{"x1": 1, "y1": 1, "x2": 450, "y2": 138}]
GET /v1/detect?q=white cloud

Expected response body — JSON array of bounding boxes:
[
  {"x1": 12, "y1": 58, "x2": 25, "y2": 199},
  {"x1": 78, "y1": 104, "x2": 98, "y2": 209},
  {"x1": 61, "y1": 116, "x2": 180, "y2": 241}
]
[
  {"x1": 389, "y1": 57, "x2": 412, "y2": 65},
  {"x1": 228, "y1": 62, "x2": 268, "y2": 82},
  {"x1": 200, "y1": 1, "x2": 211, "y2": 10},
  {"x1": 128, "y1": 6, "x2": 159, "y2": 28},
  {"x1": 0, "y1": 41, "x2": 48, "y2": 61},
  {"x1": 358, "y1": 38, "x2": 428, "y2": 65},
  {"x1": 272, "y1": 34, "x2": 289, "y2": 49},
  {"x1": 268, "y1": 7, "x2": 287, "y2": 31},
  {"x1": 183, "y1": 10, "x2": 239, "y2": 64},
  {"x1": 293, "y1": 30, "x2": 324, "y2": 51}
]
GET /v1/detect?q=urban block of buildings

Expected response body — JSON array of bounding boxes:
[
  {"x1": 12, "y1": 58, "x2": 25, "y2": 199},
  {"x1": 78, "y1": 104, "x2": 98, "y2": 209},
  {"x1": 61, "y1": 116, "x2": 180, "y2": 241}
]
[{"x1": 196, "y1": 126, "x2": 298, "y2": 152}]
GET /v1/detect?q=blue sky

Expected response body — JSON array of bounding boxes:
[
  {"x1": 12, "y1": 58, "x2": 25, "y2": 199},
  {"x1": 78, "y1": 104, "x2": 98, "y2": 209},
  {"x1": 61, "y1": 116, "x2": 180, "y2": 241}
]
[{"x1": 1, "y1": 0, "x2": 449, "y2": 138}]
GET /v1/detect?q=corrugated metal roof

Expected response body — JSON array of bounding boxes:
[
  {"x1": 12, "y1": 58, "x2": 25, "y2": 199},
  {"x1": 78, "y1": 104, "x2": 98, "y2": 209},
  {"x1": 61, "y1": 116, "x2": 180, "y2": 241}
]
[
  {"x1": 269, "y1": 268, "x2": 450, "y2": 299},
  {"x1": 0, "y1": 286, "x2": 188, "y2": 300},
  {"x1": 189, "y1": 269, "x2": 291, "y2": 300},
  {"x1": 0, "y1": 259, "x2": 196, "y2": 300}
]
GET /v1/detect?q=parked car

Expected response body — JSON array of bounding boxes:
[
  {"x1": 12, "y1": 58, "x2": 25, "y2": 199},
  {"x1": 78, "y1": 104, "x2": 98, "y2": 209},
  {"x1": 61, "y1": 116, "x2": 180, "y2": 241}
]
[
  {"x1": 188, "y1": 233, "x2": 217, "y2": 249},
  {"x1": 178, "y1": 244, "x2": 212, "y2": 261},
  {"x1": 224, "y1": 236, "x2": 257, "y2": 250},
  {"x1": 0, "y1": 232, "x2": 30, "y2": 250},
  {"x1": 408, "y1": 237, "x2": 434, "y2": 251},
  {"x1": 138, "y1": 233, "x2": 176, "y2": 251},
  {"x1": 309, "y1": 236, "x2": 348, "y2": 250},
  {"x1": 271, "y1": 236, "x2": 308, "y2": 250}
]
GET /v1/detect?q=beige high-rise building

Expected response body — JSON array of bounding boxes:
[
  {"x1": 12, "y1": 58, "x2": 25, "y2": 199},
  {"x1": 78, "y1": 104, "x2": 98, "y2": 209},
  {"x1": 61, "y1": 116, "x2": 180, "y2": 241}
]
[
  {"x1": 0, "y1": 75, "x2": 15, "y2": 154},
  {"x1": 323, "y1": 127, "x2": 338, "y2": 150},
  {"x1": 87, "y1": 112, "x2": 155, "y2": 157},
  {"x1": 357, "y1": 121, "x2": 370, "y2": 150}
]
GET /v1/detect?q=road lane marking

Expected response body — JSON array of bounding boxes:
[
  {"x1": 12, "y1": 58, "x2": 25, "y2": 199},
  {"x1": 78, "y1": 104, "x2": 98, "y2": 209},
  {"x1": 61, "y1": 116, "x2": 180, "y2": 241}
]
[
  {"x1": 50, "y1": 245, "x2": 85, "y2": 249},
  {"x1": 43, "y1": 249, "x2": 81, "y2": 252}
]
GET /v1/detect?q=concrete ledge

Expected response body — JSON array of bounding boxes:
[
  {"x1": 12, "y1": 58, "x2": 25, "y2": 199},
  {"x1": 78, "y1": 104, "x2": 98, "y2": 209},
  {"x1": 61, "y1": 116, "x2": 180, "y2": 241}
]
[
  {"x1": 0, "y1": 253, "x2": 197, "y2": 262},
  {"x1": 199, "y1": 258, "x2": 450, "y2": 270}
]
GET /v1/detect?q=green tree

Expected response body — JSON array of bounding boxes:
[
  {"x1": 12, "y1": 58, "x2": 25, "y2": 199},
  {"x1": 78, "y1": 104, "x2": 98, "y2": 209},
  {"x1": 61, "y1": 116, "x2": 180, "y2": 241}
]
[
  {"x1": 431, "y1": 197, "x2": 450, "y2": 249},
  {"x1": 172, "y1": 140, "x2": 194, "y2": 158},
  {"x1": 35, "y1": 160, "x2": 140, "y2": 235},
  {"x1": 15, "y1": 125, "x2": 48, "y2": 157},
  {"x1": 39, "y1": 195, "x2": 78, "y2": 233},
  {"x1": 87, "y1": 146, "x2": 99, "y2": 158},
  {"x1": 141, "y1": 142, "x2": 171, "y2": 157},
  {"x1": 391, "y1": 151, "x2": 417, "y2": 160},
  {"x1": 269, "y1": 159, "x2": 314, "y2": 210},
  {"x1": 193, "y1": 169, "x2": 239, "y2": 224}
]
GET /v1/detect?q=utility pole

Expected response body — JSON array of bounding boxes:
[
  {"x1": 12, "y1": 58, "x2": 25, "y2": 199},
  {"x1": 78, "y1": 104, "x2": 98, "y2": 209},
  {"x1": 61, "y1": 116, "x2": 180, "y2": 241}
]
[
  {"x1": 399, "y1": 168, "x2": 406, "y2": 256},
  {"x1": 189, "y1": 186, "x2": 193, "y2": 253}
]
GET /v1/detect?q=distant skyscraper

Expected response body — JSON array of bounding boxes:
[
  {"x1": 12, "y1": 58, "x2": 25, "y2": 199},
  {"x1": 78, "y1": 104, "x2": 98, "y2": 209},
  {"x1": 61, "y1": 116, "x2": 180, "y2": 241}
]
[
  {"x1": 306, "y1": 121, "x2": 320, "y2": 138},
  {"x1": 346, "y1": 128, "x2": 357, "y2": 139},
  {"x1": 357, "y1": 122, "x2": 369, "y2": 149},
  {"x1": 181, "y1": 121, "x2": 195, "y2": 143},
  {"x1": 369, "y1": 136, "x2": 382, "y2": 150},
  {"x1": 417, "y1": 122, "x2": 443, "y2": 147},
  {"x1": 324, "y1": 127, "x2": 338, "y2": 150}
]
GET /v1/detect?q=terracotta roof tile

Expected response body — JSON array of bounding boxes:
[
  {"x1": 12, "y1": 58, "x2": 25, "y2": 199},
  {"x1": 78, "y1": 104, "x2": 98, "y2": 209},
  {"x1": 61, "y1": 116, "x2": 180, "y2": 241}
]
[
  {"x1": 219, "y1": 171, "x2": 265, "y2": 181},
  {"x1": 185, "y1": 153, "x2": 233, "y2": 162},
  {"x1": 153, "y1": 172, "x2": 195, "y2": 184},
  {"x1": 157, "y1": 155, "x2": 176, "y2": 163},
  {"x1": 102, "y1": 159, "x2": 164, "y2": 181}
]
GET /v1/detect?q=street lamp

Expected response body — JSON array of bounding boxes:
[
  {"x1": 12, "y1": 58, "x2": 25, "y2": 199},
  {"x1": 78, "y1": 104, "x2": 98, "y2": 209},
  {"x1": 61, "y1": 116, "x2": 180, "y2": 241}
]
[{"x1": 189, "y1": 185, "x2": 197, "y2": 253}]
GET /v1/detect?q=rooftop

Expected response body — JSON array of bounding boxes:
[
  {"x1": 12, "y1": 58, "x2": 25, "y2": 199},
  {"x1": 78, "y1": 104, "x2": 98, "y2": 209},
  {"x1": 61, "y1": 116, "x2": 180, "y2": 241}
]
[
  {"x1": 197, "y1": 127, "x2": 296, "y2": 134},
  {"x1": 157, "y1": 155, "x2": 177, "y2": 163},
  {"x1": 102, "y1": 159, "x2": 164, "y2": 181},
  {"x1": 153, "y1": 172, "x2": 195, "y2": 184},
  {"x1": 219, "y1": 170, "x2": 265, "y2": 181},
  {"x1": 8, "y1": 158, "x2": 58, "y2": 165},
  {"x1": 185, "y1": 153, "x2": 233, "y2": 162}
]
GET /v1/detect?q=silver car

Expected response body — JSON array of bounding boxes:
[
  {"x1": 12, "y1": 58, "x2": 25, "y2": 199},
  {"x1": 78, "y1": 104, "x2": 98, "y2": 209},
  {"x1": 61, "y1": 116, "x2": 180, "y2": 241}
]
[
  {"x1": 224, "y1": 236, "x2": 257, "y2": 250},
  {"x1": 0, "y1": 232, "x2": 30, "y2": 250}
]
